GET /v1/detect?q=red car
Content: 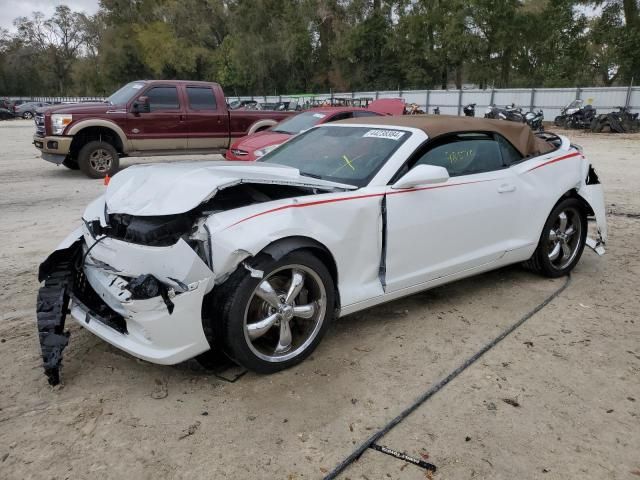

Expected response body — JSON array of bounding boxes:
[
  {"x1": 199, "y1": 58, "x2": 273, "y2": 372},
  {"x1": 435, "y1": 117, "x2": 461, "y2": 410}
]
[{"x1": 225, "y1": 99, "x2": 404, "y2": 161}]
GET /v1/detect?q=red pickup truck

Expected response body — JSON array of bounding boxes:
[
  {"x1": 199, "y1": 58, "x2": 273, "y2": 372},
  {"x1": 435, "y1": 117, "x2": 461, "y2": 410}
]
[{"x1": 33, "y1": 80, "x2": 294, "y2": 178}]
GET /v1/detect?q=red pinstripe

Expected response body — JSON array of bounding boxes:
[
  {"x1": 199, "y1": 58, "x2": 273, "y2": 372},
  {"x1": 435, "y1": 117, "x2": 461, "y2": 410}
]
[
  {"x1": 526, "y1": 151, "x2": 581, "y2": 172},
  {"x1": 225, "y1": 179, "x2": 491, "y2": 229},
  {"x1": 225, "y1": 150, "x2": 581, "y2": 229}
]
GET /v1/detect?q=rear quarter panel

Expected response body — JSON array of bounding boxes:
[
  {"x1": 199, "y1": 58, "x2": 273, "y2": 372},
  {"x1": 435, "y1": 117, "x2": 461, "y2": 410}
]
[{"x1": 510, "y1": 144, "x2": 585, "y2": 246}]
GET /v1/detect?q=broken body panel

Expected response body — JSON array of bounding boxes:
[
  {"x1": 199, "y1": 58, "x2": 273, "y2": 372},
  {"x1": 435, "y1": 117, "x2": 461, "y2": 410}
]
[{"x1": 36, "y1": 124, "x2": 607, "y2": 384}]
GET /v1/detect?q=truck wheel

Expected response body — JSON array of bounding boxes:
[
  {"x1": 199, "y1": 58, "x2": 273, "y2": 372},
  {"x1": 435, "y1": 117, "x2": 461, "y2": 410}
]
[
  {"x1": 77, "y1": 140, "x2": 119, "y2": 178},
  {"x1": 62, "y1": 157, "x2": 79, "y2": 170}
]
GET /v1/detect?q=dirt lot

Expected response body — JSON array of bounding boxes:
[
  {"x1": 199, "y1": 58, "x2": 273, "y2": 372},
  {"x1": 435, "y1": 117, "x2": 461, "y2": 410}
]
[{"x1": 1, "y1": 119, "x2": 638, "y2": 479}]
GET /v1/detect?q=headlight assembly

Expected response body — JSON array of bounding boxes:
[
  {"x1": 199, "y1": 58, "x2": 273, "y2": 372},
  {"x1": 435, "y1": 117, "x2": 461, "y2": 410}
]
[
  {"x1": 51, "y1": 114, "x2": 73, "y2": 135},
  {"x1": 255, "y1": 144, "x2": 281, "y2": 157}
]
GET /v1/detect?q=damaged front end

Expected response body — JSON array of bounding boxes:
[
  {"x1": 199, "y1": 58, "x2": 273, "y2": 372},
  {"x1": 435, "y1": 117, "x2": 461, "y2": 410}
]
[
  {"x1": 36, "y1": 215, "x2": 216, "y2": 385},
  {"x1": 36, "y1": 173, "x2": 345, "y2": 384}
]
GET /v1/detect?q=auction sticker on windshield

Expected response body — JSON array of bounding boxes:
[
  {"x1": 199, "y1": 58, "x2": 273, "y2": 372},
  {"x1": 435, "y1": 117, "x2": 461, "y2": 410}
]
[{"x1": 362, "y1": 129, "x2": 405, "y2": 140}]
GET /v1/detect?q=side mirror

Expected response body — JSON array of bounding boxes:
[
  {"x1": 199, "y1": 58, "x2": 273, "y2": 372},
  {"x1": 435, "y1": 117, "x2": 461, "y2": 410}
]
[
  {"x1": 392, "y1": 164, "x2": 450, "y2": 189},
  {"x1": 132, "y1": 96, "x2": 150, "y2": 114}
]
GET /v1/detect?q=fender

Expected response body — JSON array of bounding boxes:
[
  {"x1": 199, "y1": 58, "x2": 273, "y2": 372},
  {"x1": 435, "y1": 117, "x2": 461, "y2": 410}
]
[
  {"x1": 577, "y1": 184, "x2": 607, "y2": 248},
  {"x1": 261, "y1": 236, "x2": 338, "y2": 286},
  {"x1": 67, "y1": 119, "x2": 131, "y2": 151},
  {"x1": 247, "y1": 119, "x2": 278, "y2": 135}
]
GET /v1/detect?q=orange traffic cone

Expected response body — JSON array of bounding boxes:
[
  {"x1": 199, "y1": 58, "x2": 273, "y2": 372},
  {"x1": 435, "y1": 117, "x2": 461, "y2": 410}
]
[{"x1": 104, "y1": 174, "x2": 110, "y2": 186}]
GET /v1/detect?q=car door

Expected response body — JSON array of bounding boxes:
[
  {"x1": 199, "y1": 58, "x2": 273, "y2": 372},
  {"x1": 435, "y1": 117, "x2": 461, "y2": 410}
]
[
  {"x1": 384, "y1": 132, "x2": 526, "y2": 292},
  {"x1": 184, "y1": 85, "x2": 230, "y2": 150},
  {"x1": 127, "y1": 84, "x2": 188, "y2": 152}
]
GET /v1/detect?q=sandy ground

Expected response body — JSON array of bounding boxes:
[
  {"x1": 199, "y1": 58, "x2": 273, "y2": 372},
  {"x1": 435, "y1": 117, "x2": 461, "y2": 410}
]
[{"x1": 0, "y1": 119, "x2": 638, "y2": 479}]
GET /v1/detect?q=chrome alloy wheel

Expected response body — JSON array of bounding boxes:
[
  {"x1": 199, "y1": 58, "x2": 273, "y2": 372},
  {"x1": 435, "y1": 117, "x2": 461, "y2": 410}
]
[
  {"x1": 547, "y1": 207, "x2": 582, "y2": 271},
  {"x1": 243, "y1": 264, "x2": 326, "y2": 362},
  {"x1": 89, "y1": 148, "x2": 114, "y2": 173}
]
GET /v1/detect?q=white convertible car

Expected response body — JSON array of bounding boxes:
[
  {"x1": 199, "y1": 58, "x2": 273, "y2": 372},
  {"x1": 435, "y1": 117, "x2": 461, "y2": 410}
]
[{"x1": 37, "y1": 116, "x2": 607, "y2": 384}]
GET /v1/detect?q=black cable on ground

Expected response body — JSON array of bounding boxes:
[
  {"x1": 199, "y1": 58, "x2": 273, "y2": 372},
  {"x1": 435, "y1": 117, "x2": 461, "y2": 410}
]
[
  {"x1": 608, "y1": 211, "x2": 640, "y2": 219},
  {"x1": 323, "y1": 274, "x2": 572, "y2": 480}
]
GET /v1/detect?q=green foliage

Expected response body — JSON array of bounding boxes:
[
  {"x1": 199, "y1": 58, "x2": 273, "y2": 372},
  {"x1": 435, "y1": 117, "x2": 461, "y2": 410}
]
[{"x1": 0, "y1": 0, "x2": 638, "y2": 97}]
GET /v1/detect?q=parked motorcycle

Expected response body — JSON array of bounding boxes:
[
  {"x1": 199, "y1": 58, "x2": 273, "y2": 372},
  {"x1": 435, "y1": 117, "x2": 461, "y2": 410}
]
[
  {"x1": 406, "y1": 103, "x2": 425, "y2": 115},
  {"x1": 591, "y1": 107, "x2": 640, "y2": 133},
  {"x1": 463, "y1": 103, "x2": 476, "y2": 117},
  {"x1": 553, "y1": 99, "x2": 596, "y2": 128},
  {"x1": 484, "y1": 104, "x2": 525, "y2": 123},
  {"x1": 564, "y1": 104, "x2": 596, "y2": 129},
  {"x1": 524, "y1": 109, "x2": 544, "y2": 131}
]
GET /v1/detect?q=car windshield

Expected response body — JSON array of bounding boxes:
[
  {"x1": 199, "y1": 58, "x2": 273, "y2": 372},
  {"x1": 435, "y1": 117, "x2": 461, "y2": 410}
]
[
  {"x1": 260, "y1": 126, "x2": 410, "y2": 187},
  {"x1": 106, "y1": 82, "x2": 146, "y2": 105},
  {"x1": 271, "y1": 111, "x2": 330, "y2": 134}
]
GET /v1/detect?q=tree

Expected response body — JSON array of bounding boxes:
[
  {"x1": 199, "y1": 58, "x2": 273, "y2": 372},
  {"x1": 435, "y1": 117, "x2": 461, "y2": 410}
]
[
  {"x1": 582, "y1": 0, "x2": 640, "y2": 83},
  {"x1": 14, "y1": 6, "x2": 88, "y2": 94}
]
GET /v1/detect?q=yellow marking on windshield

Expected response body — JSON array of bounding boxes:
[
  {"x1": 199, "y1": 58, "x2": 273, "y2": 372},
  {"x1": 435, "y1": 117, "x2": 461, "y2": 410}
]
[{"x1": 342, "y1": 155, "x2": 355, "y2": 170}]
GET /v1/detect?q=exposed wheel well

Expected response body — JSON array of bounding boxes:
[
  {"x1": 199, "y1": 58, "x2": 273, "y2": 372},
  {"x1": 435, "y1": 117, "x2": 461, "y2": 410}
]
[
  {"x1": 260, "y1": 236, "x2": 340, "y2": 310},
  {"x1": 560, "y1": 189, "x2": 594, "y2": 217},
  {"x1": 69, "y1": 127, "x2": 124, "y2": 159}
]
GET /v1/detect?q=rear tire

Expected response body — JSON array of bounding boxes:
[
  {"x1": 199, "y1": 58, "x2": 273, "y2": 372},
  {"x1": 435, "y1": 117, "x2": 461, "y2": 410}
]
[
  {"x1": 77, "y1": 140, "x2": 119, "y2": 178},
  {"x1": 524, "y1": 198, "x2": 587, "y2": 278},
  {"x1": 23, "y1": 111, "x2": 33, "y2": 119},
  {"x1": 209, "y1": 251, "x2": 335, "y2": 373},
  {"x1": 591, "y1": 118, "x2": 604, "y2": 133}
]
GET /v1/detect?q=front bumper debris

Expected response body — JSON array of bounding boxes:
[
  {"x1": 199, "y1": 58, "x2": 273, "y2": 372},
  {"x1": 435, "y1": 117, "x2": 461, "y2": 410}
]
[
  {"x1": 36, "y1": 241, "x2": 81, "y2": 386},
  {"x1": 36, "y1": 225, "x2": 215, "y2": 384}
]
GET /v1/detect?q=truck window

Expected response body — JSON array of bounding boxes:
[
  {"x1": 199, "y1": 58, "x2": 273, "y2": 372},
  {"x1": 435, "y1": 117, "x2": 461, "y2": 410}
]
[
  {"x1": 146, "y1": 86, "x2": 180, "y2": 112},
  {"x1": 186, "y1": 87, "x2": 217, "y2": 110}
]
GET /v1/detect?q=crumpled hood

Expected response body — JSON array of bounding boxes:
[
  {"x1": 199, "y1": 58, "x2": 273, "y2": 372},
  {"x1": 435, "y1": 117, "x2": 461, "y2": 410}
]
[{"x1": 105, "y1": 161, "x2": 356, "y2": 216}]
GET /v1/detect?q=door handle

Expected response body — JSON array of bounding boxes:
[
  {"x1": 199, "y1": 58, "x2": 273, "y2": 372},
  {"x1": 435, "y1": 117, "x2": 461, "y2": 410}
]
[
  {"x1": 179, "y1": 114, "x2": 185, "y2": 121},
  {"x1": 497, "y1": 183, "x2": 516, "y2": 193}
]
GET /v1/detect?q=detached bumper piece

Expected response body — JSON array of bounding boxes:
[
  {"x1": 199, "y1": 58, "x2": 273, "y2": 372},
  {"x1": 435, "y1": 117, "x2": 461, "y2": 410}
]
[{"x1": 36, "y1": 257, "x2": 76, "y2": 386}]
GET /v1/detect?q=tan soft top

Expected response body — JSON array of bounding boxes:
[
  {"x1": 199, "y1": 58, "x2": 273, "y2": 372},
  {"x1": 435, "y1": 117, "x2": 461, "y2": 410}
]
[{"x1": 336, "y1": 114, "x2": 555, "y2": 157}]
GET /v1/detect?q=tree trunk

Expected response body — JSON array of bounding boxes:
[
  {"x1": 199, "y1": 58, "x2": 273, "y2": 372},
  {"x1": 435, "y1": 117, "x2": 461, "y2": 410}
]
[
  {"x1": 623, "y1": 0, "x2": 639, "y2": 28},
  {"x1": 455, "y1": 63, "x2": 462, "y2": 89},
  {"x1": 500, "y1": 47, "x2": 512, "y2": 87}
]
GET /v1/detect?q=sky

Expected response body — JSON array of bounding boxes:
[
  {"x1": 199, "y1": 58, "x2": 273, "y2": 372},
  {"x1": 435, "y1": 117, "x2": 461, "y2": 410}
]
[{"x1": 0, "y1": 0, "x2": 100, "y2": 33}]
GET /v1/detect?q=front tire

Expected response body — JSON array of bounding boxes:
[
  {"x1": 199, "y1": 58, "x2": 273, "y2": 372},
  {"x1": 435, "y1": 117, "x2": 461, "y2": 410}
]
[
  {"x1": 23, "y1": 111, "x2": 34, "y2": 119},
  {"x1": 525, "y1": 198, "x2": 587, "y2": 278},
  {"x1": 77, "y1": 140, "x2": 119, "y2": 178},
  {"x1": 211, "y1": 251, "x2": 335, "y2": 373}
]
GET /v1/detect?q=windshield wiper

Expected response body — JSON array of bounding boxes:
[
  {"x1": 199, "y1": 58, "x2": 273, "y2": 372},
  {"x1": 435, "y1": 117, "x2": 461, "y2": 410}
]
[
  {"x1": 299, "y1": 172, "x2": 323, "y2": 179},
  {"x1": 271, "y1": 129, "x2": 292, "y2": 134}
]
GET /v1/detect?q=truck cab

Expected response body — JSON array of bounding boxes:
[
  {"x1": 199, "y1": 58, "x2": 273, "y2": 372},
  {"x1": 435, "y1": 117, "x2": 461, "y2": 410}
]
[{"x1": 33, "y1": 80, "x2": 293, "y2": 178}]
